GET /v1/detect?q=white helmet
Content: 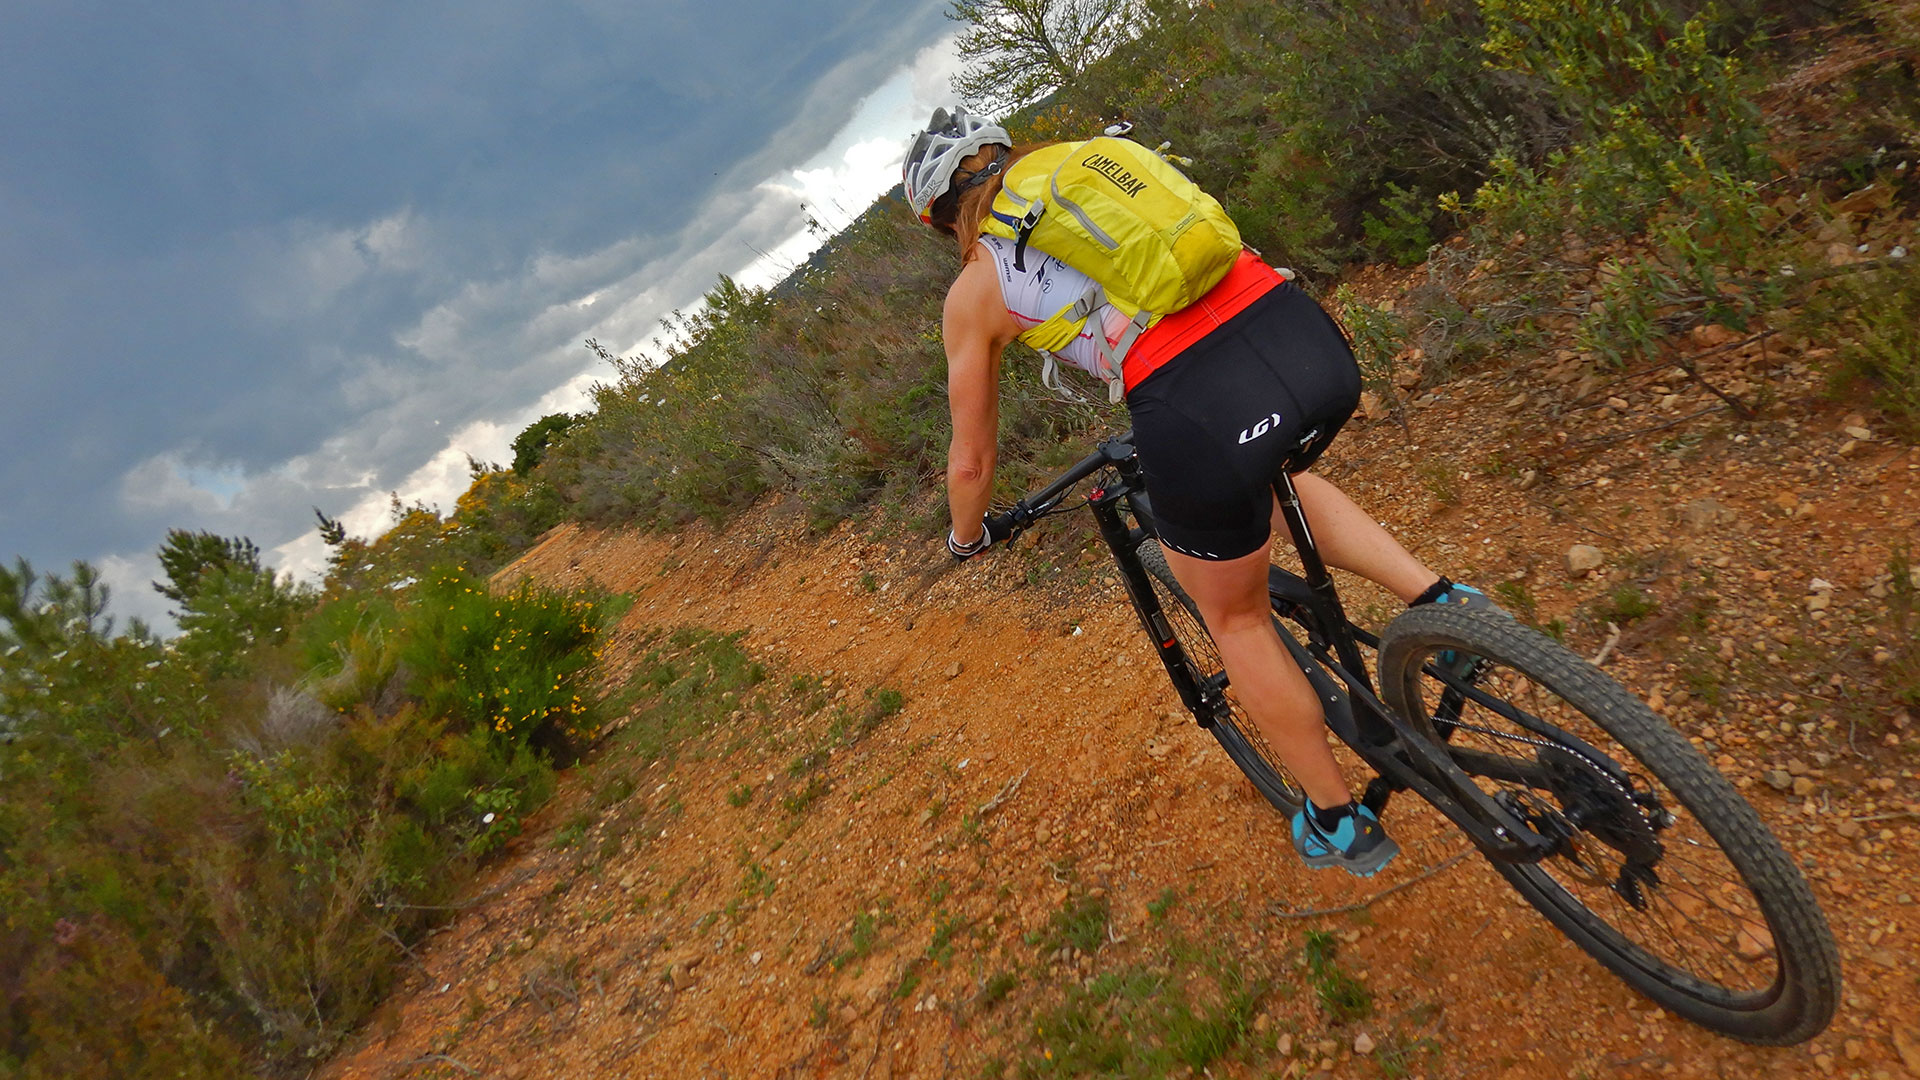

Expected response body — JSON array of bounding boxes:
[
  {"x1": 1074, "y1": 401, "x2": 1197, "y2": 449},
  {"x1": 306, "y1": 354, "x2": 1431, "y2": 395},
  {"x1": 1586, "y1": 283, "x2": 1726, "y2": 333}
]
[{"x1": 902, "y1": 106, "x2": 1011, "y2": 224}]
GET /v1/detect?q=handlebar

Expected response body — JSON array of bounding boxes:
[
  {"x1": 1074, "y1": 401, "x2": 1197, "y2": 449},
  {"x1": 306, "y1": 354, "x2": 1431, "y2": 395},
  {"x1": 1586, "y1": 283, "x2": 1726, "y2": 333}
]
[{"x1": 984, "y1": 431, "x2": 1137, "y2": 546}]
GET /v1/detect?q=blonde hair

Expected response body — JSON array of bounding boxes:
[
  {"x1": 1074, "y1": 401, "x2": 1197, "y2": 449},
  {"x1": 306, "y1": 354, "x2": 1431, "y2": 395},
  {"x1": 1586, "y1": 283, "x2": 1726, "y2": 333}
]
[{"x1": 928, "y1": 142, "x2": 1050, "y2": 262}]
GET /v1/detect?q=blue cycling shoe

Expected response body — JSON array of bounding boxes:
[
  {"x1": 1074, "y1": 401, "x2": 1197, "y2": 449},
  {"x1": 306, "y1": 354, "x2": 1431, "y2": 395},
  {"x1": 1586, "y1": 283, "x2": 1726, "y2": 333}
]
[
  {"x1": 1291, "y1": 799, "x2": 1400, "y2": 878},
  {"x1": 1417, "y1": 577, "x2": 1501, "y2": 613},
  {"x1": 1412, "y1": 578, "x2": 1505, "y2": 676}
]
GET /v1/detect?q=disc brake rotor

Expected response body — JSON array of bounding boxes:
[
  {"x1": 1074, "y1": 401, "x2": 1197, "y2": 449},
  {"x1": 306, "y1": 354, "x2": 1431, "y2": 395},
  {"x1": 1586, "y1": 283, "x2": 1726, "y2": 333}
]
[
  {"x1": 1433, "y1": 654, "x2": 1669, "y2": 910},
  {"x1": 1538, "y1": 744, "x2": 1666, "y2": 908}
]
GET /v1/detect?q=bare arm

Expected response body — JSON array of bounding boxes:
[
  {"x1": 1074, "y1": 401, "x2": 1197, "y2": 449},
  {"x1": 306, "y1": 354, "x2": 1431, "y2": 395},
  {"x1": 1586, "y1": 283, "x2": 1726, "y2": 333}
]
[{"x1": 943, "y1": 254, "x2": 1020, "y2": 546}]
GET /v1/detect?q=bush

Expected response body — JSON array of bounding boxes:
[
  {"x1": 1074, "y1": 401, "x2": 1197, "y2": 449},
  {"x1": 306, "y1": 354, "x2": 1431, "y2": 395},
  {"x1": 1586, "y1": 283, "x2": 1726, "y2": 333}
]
[
  {"x1": 1808, "y1": 260, "x2": 1920, "y2": 437},
  {"x1": 0, "y1": 550, "x2": 609, "y2": 1073},
  {"x1": 399, "y1": 567, "x2": 612, "y2": 752}
]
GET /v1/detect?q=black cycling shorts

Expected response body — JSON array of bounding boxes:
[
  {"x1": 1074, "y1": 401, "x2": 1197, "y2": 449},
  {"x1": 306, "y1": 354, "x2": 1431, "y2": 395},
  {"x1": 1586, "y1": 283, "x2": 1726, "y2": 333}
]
[{"x1": 1125, "y1": 282, "x2": 1361, "y2": 561}]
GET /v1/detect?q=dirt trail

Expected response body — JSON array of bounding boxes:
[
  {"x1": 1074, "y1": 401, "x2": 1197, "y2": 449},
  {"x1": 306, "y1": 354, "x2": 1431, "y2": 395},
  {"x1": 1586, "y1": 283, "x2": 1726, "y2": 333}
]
[{"x1": 319, "y1": 347, "x2": 1920, "y2": 1080}]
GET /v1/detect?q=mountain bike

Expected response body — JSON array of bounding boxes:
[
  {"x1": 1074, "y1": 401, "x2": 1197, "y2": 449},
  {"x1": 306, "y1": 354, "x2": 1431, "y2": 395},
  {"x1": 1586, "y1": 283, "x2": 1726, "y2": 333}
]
[{"x1": 985, "y1": 430, "x2": 1840, "y2": 1045}]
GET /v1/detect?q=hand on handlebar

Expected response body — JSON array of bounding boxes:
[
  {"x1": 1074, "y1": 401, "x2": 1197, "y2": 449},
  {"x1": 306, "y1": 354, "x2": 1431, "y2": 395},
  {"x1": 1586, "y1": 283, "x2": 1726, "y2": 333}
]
[{"x1": 948, "y1": 508, "x2": 1026, "y2": 561}]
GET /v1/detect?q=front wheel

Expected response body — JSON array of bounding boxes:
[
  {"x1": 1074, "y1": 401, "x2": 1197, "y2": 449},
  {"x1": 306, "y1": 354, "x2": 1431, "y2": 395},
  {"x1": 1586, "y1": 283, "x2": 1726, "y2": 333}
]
[
  {"x1": 1377, "y1": 604, "x2": 1839, "y2": 1044},
  {"x1": 1137, "y1": 543, "x2": 1304, "y2": 815}
]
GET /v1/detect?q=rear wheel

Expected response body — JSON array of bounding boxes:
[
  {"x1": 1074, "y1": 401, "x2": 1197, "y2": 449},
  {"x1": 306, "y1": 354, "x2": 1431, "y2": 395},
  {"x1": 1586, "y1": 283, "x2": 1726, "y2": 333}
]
[
  {"x1": 1137, "y1": 542, "x2": 1305, "y2": 815},
  {"x1": 1377, "y1": 604, "x2": 1839, "y2": 1044}
]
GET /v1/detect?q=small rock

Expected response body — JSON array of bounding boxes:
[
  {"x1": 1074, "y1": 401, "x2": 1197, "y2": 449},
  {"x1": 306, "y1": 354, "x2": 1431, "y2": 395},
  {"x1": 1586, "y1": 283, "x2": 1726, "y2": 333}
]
[
  {"x1": 1792, "y1": 776, "x2": 1818, "y2": 797},
  {"x1": 1846, "y1": 1038, "x2": 1866, "y2": 1060},
  {"x1": 1807, "y1": 594, "x2": 1830, "y2": 612},
  {"x1": 1893, "y1": 1026, "x2": 1920, "y2": 1073},
  {"x1": 1518, "y1": 469, "x2": 1541, "y2": 491},
  {"x1": 1844, "y1": 425, "x2": 1873, "y2": 441},
  {"x1": 1763, "y1": 770, "x2": 1793, "y2": 792},
  {"x1": 1733, "y1": 923, "x2": 1775, "y2": 961},
  {"x1": 1835, "y1": 819, "x2": 1865, "y2": 840},
  {"x1": 946, "y1": 662, "x2": 963, "y2": 679},
  {"x1": 1277, "y1": 1033, "x2": 1294, "y2": 1057},
  {"x1": 1507, "y1": 392, "x2": 1529, "y2": 409},
  {"x1": 1354, "y1": 1032, "x2": 1376, "y2": 1055},
  {"x1": 1034, "y1": 825, "x2": 1051, "y2": 845},
  {"x1": 1691, "y1": 323, "x2": 1739, "y2": 347},
  {"x1": 1682, "y1": 499, "x2": 1734, "y2": 531},
  {"x1": 1568, "y1": 544, "x2": 1606, "y2": 575}
]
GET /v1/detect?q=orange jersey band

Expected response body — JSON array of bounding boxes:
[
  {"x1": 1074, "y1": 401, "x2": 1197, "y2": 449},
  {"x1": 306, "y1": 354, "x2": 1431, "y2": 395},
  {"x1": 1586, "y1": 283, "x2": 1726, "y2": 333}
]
[{"x1": 1121, "y1": 251, "x2": 1287, "y2": 393}]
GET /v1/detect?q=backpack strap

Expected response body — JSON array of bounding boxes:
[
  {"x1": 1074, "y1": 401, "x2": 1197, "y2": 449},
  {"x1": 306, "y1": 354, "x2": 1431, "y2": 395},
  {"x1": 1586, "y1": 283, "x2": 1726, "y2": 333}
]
[
  {"x1": 1011, "y1": 200, "x2": 1046, "y2": 272},
  {"x1": 1089, "y1": 309, "x2": 1155, "y2": 403},
  {"x1": 1019, "y1": 280, "x2": 1158, "y2": 405}
]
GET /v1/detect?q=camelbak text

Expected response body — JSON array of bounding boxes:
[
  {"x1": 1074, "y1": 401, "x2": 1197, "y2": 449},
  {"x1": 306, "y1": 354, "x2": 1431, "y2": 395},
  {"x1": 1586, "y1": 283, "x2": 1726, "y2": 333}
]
[{"x1": 1080, "y1": 153, "x2": 1149, "y2": 197}]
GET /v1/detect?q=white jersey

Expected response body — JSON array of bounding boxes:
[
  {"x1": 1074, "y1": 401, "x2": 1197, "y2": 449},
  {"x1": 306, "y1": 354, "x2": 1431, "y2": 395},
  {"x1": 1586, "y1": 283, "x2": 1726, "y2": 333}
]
[{"x1": 976, "y1": 234, "x2": 1131, "y2": 381}]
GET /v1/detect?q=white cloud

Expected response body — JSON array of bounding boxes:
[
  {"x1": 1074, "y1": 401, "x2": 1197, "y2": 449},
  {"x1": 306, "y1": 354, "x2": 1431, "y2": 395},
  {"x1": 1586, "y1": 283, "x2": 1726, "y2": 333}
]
[
  {"x1": 93, "y1": 552, "x2": 174, "y2": 634},
  {"x1": 117, "y1": 31, "x2": 972, "y2": 619},
  {"x1": 245, "y1": 209, "x2": 425, "y2": 322},
  {"x1": 119, "y1": 454, "x2": 232, "y2": 517}
]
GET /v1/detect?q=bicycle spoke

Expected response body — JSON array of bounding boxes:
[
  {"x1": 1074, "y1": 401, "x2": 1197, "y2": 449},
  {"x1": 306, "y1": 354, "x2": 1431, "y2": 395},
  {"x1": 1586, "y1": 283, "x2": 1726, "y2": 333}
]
[{"x1": 1409, "y1": 645, "x2": 1784, "y2": 996}]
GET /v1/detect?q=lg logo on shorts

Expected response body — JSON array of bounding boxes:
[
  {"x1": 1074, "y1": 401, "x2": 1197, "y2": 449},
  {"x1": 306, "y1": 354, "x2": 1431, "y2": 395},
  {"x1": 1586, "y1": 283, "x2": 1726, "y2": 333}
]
[{"x1": 1238, "y1": 412, "x2": 1284, "y2": 444}]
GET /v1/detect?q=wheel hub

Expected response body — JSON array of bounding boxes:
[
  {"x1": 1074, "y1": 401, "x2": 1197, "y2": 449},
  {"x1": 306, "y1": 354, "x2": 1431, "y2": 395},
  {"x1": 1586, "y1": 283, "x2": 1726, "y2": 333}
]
[{"x1": 1538, "y1": 745, "x2": 1665, "y2": 908}]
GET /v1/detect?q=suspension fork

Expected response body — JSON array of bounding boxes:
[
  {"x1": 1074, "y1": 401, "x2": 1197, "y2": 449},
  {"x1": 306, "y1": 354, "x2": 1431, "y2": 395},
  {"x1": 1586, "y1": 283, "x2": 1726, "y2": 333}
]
[{"x1": 1090, "y1": 467, "x2": 1221, "y2": 726}]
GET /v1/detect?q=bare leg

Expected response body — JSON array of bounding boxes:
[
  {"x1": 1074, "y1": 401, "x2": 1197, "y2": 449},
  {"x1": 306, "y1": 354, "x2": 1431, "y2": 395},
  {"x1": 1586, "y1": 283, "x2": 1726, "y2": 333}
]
[
  {"x1": 1159, "y1": 472, "x2": 1438, "y2": 809},
  {"x1": 1285, "y1": 471, "x2": 1435, "y2": 603},
  {"x1": 1160, "y1": 543, "x2": 1350, "y2": 808}
]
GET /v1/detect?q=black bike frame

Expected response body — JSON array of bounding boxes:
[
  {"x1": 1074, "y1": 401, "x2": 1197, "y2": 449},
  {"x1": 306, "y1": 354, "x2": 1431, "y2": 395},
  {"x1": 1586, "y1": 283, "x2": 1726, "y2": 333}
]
[{"x1": 1017, "y1": 433, "x2": 1561, "y2": 864}]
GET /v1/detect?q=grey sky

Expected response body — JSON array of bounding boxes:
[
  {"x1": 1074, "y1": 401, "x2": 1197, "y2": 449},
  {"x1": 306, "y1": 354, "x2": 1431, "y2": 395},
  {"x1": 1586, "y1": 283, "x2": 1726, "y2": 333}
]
[{"x1": 0, "y1": 0, "x2": 960, "y2": 628}]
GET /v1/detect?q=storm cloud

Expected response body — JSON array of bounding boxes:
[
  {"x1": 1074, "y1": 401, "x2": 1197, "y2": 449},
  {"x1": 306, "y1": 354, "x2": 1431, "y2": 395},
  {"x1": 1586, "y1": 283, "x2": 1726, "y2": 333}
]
[{"x1": 0, "y1": 0, "x2": 959, "y2": 627}]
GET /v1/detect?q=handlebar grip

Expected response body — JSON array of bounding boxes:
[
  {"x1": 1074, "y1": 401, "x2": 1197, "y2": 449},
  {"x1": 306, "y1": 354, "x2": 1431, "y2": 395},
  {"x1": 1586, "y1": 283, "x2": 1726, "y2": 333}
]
[{"x1": 984, "y1": 509, "x2": 1019, "y2": 545}]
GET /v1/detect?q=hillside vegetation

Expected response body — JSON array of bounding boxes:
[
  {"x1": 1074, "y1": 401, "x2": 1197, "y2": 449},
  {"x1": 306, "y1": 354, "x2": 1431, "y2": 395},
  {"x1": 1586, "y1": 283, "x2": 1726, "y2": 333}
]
[{"x1": 3, "y1": 0, "x2": 1918, "y2": 1075}]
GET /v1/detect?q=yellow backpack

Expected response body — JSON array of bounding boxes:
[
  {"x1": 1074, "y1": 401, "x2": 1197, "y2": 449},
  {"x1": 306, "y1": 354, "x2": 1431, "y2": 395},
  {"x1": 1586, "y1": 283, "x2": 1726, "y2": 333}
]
[{"x1": 981, "y1": 136, "x2": 1242, "y2": 401}]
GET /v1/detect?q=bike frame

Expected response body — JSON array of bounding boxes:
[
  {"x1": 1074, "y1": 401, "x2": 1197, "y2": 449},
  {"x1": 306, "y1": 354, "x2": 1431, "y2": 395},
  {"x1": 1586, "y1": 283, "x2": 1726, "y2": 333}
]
[{"x1": 1011, "y1": 433, "x2": 1563, "y2": 864}]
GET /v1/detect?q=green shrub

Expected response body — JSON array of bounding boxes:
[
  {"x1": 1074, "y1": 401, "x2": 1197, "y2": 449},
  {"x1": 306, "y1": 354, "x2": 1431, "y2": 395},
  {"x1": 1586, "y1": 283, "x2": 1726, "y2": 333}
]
[
  {"x1": 1303, "y1": 929, "x2": 1373, "y2": 1022},
  {"x1": 399, "y1": 568, "x2": 611, "y2": 749},
  {"x1": 1810, "y1": 260, "x2": 1920, "y2": 437}
]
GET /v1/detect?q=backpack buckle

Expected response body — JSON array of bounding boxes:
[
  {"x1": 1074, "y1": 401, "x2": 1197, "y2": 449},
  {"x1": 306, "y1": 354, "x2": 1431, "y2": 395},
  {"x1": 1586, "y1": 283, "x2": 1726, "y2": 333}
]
[{"x1": 1012, "y1": 200, "x2": 1046, "y2": 271}]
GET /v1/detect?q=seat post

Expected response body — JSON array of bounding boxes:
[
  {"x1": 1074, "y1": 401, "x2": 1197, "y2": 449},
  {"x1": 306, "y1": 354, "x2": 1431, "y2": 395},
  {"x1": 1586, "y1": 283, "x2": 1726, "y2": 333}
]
[{"x1": 1273, "y1": 473, "x2": 1368, "y2": 681}]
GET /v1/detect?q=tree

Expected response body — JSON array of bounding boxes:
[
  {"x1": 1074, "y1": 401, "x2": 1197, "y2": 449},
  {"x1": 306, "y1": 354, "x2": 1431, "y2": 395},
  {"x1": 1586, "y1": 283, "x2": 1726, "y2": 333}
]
[
  {"x1": 510, "y1": 413, "x2": 578, "y2": 475},
  {"x1": 153, "y1": 530, "x2": 263, "y2": 608},
  {"x1": 149, "y1": 531, "x2": 310, "y2": 670},
  {"x1": 948, "y1": 0, "x2": 1141, "y2": 114},
  {"x1": 313, "y1": 509, "x2": 348, "y2": 548},
  {"x1": 0, "y1": 557, "x2": 116, "y2": 657}
]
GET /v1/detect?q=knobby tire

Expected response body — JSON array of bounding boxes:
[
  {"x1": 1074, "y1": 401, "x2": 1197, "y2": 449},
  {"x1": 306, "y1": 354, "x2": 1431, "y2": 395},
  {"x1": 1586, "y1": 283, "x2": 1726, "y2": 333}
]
[{"x1": 1376, "y1": 604, "x2": 1840, "y2": 1044}]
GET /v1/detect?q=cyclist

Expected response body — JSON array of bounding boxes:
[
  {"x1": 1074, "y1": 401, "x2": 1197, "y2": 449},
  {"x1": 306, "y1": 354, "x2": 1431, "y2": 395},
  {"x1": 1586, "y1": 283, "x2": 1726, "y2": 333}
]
[{"x1": 904, "y1": 107, "x2": 1491, "y2": 877}]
